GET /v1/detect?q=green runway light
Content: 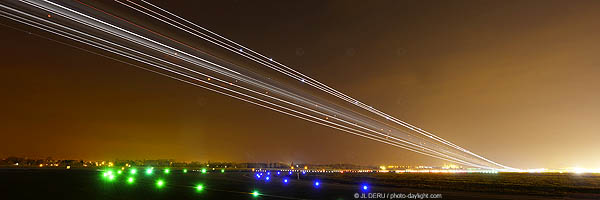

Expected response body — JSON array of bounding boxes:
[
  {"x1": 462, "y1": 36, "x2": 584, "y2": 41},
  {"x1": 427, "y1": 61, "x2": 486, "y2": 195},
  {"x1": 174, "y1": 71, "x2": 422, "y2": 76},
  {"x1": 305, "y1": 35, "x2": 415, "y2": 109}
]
[
  {"x1": 108, "y1": 174, "x2": 115, "y2": 181},
  {"x1": 221, "y1": 169, "x2": 225, "y2": 173},
  {"x1": 156, "y1": 180, "x2": 165, "y2": 188},
  {"x1": 146, "y1": 168, "x2": 153, "y2": 175},
  {"x1": 195, "y1": 184, "x2": 204, "y2": 192},
  {"x1": 252, "y1": 190, "x2": 260, "y2": 197},
  {"x1": 130, "y1": 169, "x2": 137, "y2": 174},
  {"x1": 117, "y1": 170, "x2": 122, "y2": 175},
  {"x1": 183, "y1": 169, "x2": 188, "y2": 173},
  {"x1": 164, "y1": 169, "x2": 170, "y2": 174},
  {"x1": 127, "y1": 177, "x2": 135, "y2": 184},
  {"x1": 201, "y1": 168, "x2": 207, "y2": 174}
]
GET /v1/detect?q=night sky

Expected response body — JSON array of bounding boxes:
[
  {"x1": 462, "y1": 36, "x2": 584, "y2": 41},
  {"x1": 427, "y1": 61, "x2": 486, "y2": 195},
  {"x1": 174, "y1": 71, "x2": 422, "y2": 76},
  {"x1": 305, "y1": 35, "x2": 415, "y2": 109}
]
[{"x1": 2, "y1": 0, "x2": 600, "y2": 169}]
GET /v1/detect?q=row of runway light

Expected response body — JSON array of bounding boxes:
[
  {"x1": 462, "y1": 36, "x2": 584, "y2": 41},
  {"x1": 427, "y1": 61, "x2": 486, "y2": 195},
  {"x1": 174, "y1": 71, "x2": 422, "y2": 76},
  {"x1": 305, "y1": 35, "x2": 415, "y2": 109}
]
[
  {"x1": 100, "y1": 168, "x2": 253, "y2": 196},
  {"x1": 99, "y1": 168, "x2": 370, "y2": 198},
  {"x1": 0, "y1": 0, "x2": 515, "y2": 171},
  {"x1": 254, "y1": 170, "x2": 370, "y2": 191}
]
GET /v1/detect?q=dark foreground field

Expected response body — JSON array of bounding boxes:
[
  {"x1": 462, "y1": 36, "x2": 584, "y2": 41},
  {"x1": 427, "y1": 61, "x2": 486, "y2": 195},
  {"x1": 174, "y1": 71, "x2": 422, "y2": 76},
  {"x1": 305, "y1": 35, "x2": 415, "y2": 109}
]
[{"x1": 1, "y1": 169, "x2": 599, "y2": 200}]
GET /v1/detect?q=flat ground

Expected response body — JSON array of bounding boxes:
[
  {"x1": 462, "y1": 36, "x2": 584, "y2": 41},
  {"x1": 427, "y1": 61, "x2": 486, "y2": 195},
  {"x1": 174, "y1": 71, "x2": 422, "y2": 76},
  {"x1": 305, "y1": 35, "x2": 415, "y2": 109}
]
[{"x1": 1, "y1": 169, "x2": 599, "y2": 200}]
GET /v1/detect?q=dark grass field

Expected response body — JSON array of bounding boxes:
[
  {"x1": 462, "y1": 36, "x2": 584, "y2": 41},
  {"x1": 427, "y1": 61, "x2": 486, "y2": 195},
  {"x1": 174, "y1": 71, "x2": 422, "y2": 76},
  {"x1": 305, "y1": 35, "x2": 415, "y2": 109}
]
[{"x1": 1, "y1": 168, "x2": 599, "y2": 200}]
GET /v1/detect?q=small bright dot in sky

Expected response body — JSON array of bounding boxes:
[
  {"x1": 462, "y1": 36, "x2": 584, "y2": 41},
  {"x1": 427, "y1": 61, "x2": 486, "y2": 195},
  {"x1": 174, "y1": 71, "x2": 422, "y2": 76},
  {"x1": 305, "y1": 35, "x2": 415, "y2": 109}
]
[{"x1": 196, "y1": 184, "x2": 204, "y2": 192}]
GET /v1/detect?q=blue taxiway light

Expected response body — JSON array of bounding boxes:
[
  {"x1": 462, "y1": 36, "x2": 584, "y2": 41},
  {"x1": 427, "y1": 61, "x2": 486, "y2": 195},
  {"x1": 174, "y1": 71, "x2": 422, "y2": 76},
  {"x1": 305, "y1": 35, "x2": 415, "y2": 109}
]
[
  {"x1": 265, "y1": 176, "x2": 270, "y2": 181},
  {"x1": 362, "y1": 185, "x2": 368, "y2": 191},
  {"x1": 283, "y1": 178, "x2": 288, "y2": 183},
  {"x1": 314, "y1": 181, "x2": 320, "y2": 187}
]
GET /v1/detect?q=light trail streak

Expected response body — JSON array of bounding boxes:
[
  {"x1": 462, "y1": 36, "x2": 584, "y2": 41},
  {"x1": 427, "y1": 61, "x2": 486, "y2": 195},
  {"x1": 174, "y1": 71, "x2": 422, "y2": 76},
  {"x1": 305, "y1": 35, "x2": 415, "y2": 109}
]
[
  {"x1": 0, "y1": 0, "x2": 516, "y2": 170},
  {"x1": 130, "y1": 0, "x2": 515, "y2": 170},
  {"x1": 12, "y1": 0, "x2": 479, "y2": 167},
  {"x1": 0, "y1": 6, "x2": 483, "y2": 169}
]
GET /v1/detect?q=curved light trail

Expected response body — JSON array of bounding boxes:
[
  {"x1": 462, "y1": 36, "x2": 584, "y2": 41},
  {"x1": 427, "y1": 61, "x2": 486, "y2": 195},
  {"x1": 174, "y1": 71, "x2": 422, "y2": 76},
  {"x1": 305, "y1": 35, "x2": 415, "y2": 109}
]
[{"x1": 0, "y1": 0, "x2": 517, "y2": 171}]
